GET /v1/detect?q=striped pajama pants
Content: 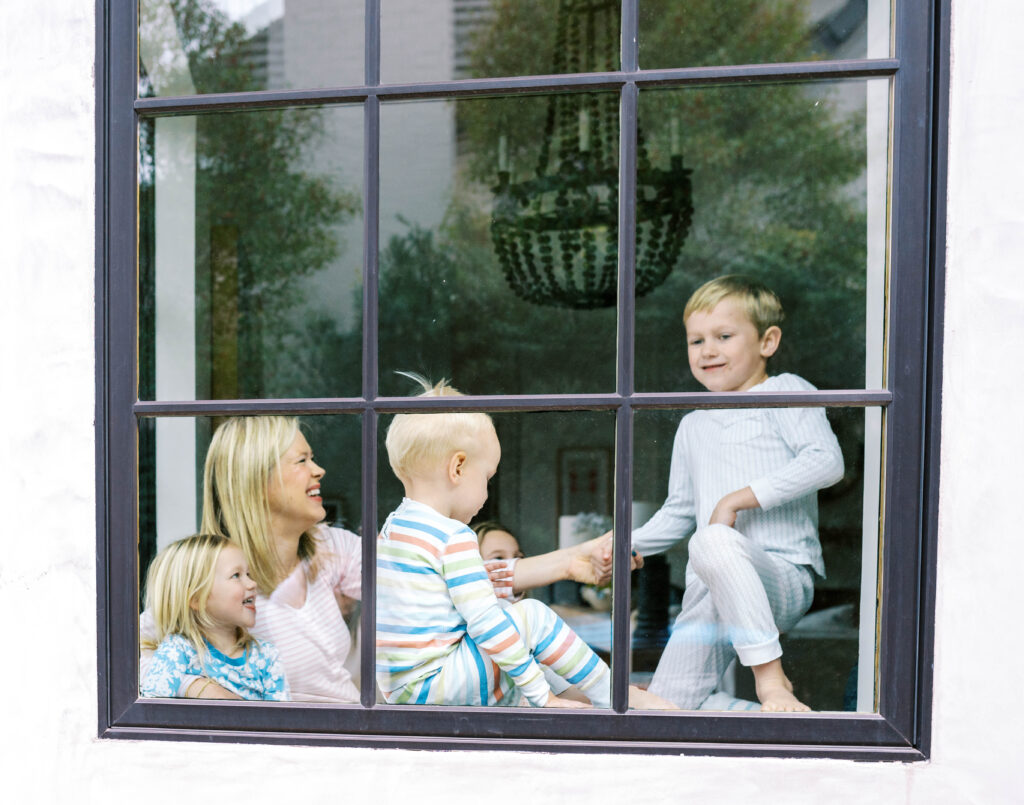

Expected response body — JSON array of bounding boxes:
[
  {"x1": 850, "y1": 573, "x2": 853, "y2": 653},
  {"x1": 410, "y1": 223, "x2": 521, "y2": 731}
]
[
  {"x1": 404, "y1": 598, "x2": 611, "y2": 708},
  {"x1": 647, "y1": 523, "x2": 814, "y2": 710}
]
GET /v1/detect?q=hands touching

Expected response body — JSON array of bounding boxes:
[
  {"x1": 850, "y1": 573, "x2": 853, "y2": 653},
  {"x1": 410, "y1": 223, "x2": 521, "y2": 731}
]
[
  {"x1": 584, "y1": 532, "x2": 644, "y2": 586},
  {"x1": 481, "y1": 531, "x2": 644, "y2": 594}
]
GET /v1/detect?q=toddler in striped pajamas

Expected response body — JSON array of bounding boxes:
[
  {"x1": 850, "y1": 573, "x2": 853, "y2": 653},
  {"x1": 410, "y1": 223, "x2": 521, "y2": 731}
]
[
  {"x1": 628, "y1": 276, "x2": 844, "y2": 712},
  {"x1": 376, "y1": 377, "x2": 611, "y2": 709}
]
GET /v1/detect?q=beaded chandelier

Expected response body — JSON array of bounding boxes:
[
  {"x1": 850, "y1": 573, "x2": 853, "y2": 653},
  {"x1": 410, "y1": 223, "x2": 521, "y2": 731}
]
[{"x1": 490, "y1": 0, "x2": 693, "y2": 309}]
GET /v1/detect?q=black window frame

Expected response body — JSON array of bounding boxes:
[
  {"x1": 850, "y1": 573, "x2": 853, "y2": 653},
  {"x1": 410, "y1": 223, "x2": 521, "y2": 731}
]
[{"x1": 96, "y1": 0, "x2": 948, "y2": 759}]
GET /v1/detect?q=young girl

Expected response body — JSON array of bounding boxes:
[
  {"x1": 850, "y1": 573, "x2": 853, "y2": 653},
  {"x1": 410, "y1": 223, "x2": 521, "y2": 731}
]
[{"x1": 140, "y1": 534, "x2": 290, "y2": 701}]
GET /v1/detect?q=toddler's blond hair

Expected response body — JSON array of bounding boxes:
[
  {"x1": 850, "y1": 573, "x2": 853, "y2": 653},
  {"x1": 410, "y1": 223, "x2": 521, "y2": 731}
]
[{"x1": 385, "y1": 373, "x2": 495, "y2": 483}]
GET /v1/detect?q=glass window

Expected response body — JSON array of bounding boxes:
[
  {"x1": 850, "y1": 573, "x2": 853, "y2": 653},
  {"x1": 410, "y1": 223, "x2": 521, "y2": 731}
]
[
  {"x1": 100, "y1": 0, "x2": 944, "y2": 758},
  {"x1": 634, "y1": 78, "x2": 890, "y2": 391},
  {"x1": 630, "y1": 405, "x2": 881, "y2": 712},
  {"x1": 638, "y1": 0, "x2": 892, "y2": 69},
  {"x1": 139, "y1": 0, "x2": 366, "y2": 96},
  {"x1": 378, "y1": 94, "x2": 619, "y2": 395},
  {"x1": 375, "y1": 410, "x2": 618, "y2": 708},
  {"x1": 381, "y1": 0, "x2": 623, "y2": 84},
  {"x1": 139, "y1": 106, "x2": 364, "y2": 400}
]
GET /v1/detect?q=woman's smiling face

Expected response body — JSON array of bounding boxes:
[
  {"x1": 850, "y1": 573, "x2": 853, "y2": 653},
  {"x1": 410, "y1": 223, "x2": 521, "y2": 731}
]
[{"x1": 267, "y1": 430, "x2": 326, "y2": 536}]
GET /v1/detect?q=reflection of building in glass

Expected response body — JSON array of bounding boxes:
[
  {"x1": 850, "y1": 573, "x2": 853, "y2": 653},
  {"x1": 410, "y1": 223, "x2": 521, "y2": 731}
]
[{"x1": 454, "y1": 0, "x2": 496, "y2": 77}]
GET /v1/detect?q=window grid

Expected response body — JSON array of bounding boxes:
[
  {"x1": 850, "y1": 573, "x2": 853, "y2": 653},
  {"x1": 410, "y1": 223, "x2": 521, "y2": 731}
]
[{"x1": 97, "y1": 0, "x2": 945, "y2": 757}]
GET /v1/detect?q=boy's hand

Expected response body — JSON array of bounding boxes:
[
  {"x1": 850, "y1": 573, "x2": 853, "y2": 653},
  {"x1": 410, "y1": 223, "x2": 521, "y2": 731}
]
[
  {"x1": 543, "y1": 693, "x2": 591, "y2": 708},
  {"x1": 586, "y1": 532, "x2": 643, "y2": 585},
  {"x1": 709, "y1": 487, "x2": 760, "y2": 527}
]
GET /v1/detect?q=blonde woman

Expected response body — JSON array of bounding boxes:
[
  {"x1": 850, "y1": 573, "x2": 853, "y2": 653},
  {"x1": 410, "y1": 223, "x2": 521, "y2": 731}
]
[{"x1": 141, "y1": 416, "x2": 362, "y2": 701}]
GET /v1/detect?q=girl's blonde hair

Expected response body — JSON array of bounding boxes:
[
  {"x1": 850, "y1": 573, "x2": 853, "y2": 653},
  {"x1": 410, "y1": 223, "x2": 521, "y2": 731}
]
[
  {"x1": 141, "y1": 534, "x2": 254, "y2": 657},
  {"x1": 385, "y1": 374, "x2": 494, "y2": 483},
  {"x1": 200, "y1": 415, "x2": 323, "y2": 593}
]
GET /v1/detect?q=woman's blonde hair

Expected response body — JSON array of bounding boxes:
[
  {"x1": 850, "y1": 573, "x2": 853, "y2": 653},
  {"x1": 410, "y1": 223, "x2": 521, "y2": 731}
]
[
  {"x1": 200, "y1": 415, "x2": 322, "y2": 593},
  {"x1": 141, "y1": 534, "x2": 253, "y2": 658},
  {"x1": 385, "y1": 374, "x2": 494, "y2": 483}
]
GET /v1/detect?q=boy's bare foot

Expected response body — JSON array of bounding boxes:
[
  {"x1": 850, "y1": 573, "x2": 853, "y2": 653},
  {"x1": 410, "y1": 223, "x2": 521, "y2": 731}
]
[
  {"x1": 628, "y1": 685, "x2": 679, "y2": 710},
  {"x1": 752, "y1": 658, "x2": 811, "y2": 712}
]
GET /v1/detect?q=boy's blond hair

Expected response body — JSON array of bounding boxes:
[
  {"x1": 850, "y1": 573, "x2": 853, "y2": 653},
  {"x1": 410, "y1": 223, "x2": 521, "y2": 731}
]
[
  {"x1": 386, "y1": 374, "x2": 495, "y2": 483},
  {"x1": 683, "y1": 274, "x2": 785, "y2": 336},
  {"x1": 141, "y1": 534, "x2": 254, "y2": 658},
  {"x1": 200, "y1": 415, "x2": 323, "y2": 593}
]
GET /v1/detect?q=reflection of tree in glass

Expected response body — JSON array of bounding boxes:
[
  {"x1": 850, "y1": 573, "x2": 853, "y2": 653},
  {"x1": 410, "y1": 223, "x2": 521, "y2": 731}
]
[
  {"x1": 378, "y1": 0, "x2": 867, "y2": 395},
  {"x1": 639, "y1": 0, "x2": 820, "y2": 67},
  {"x1": 139, "y1": 0, "x2": 358, "y2": 401},
  {"x1": 373, "y1": 204, "x2": 617, "y2": 396}
]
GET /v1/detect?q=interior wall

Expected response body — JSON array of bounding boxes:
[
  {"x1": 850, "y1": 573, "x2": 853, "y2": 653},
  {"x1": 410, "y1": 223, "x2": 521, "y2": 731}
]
[{"x1": 1, "y1": 1, "x2": 1022, "y2": 802}]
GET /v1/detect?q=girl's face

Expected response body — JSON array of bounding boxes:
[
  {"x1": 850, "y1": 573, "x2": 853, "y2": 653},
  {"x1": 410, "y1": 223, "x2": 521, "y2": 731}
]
[
  {"x1": 202, "y1": 544, "x2": 258, "y2": 630},
  {"x1": 479, "y1": 529, "x2": 523, "y2": 561},
  {"x1": 267, "y1": 430, "x2": 327, "y2": 536}
]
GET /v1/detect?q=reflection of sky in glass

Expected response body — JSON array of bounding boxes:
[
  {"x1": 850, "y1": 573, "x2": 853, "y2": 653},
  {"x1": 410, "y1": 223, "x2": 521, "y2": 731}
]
[{"x1": 210, "y1": 0, "x2": 283, "y2": 35}]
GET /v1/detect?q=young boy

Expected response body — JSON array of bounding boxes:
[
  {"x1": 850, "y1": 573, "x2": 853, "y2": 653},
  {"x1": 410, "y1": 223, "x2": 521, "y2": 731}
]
[
  {"x1": 375, "y1": 378, "x2": 611, "y2": 709},
  {"x1": 630, "y1": 275, "x2": 844, "y2": 712}
]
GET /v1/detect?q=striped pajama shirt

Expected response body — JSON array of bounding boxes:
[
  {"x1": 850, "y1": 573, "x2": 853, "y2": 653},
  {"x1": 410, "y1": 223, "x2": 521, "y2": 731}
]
[
  {"x1": 632, "y1": 373, "x2": 844, "y2": 710},
  {"x1": 376, "y1": 498, "x2": 610, "y2": 707}
]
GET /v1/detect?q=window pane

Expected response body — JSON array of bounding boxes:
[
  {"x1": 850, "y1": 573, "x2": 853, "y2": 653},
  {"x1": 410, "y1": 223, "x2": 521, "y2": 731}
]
[
  {"x1": 378, "y1": 94, "x2": 618, "y2": 395},
  {"x1": 628, "y1": 405, "x2": 880, "y2": 713},
  {"x1": 138, "y1": 414, "x2": 364, "y2": 702},
  {"x1": 381, "y1": 0, "x2": 622, "y2": 84},
  {"x1": 639, "y1": 0, "x2": 892, "y2": 70},
  {"x1": 635, "y1": 78, "x2": 890, "y2": 392},
  {"x1": 139, "y1": 106, "x2": 363, "y2": 401},
  {"x1": 139, "y1": 0, "x2": 365, "y2": 97},
  {"x1": 376, "y1": 409, "x2": 617, "y2": 708}
]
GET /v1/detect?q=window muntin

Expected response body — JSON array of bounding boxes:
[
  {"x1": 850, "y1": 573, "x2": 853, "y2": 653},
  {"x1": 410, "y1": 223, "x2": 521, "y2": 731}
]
[
  {"x1": 139, "y1": 0, "x2": 366, "y2": 97},
  {"x1": 638, "y1": 0, "x2": 893, "y2": 70},
  {"x1": 101, "y1": 0, "x2": 941, "y2": 757},
  {"x1": 635, "y1": 78, "x2": 891, "y2": 392}
]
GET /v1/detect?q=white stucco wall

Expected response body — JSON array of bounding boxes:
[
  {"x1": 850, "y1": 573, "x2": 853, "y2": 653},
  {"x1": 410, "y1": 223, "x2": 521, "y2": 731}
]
[{"x1": 1, "y1": 1, "x2": 1022, "y2": 802}]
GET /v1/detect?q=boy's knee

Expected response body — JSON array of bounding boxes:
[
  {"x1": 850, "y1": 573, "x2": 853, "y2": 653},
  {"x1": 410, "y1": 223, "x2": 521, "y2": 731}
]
[{"x1": 689, "y1": 524, "x2": 745, "y2": 578}]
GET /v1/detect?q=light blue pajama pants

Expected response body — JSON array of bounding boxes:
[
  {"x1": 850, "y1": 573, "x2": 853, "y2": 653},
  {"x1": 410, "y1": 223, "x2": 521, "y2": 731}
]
[{"x1": 647, "y1": 524, "x2": 814, "y2": 710}]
